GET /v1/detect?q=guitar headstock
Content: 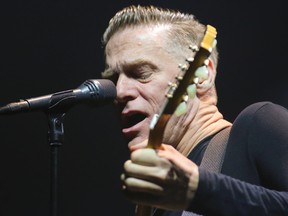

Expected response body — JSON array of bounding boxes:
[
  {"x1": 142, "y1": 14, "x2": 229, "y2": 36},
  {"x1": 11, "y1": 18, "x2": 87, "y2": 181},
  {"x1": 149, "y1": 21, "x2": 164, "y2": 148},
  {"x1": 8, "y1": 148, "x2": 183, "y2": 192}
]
[
  {"x1": 166, "y1": 25, "x2": 217, "y2": 117},
  {"x1": 139, "y1": 26, "x2": 218, "y2": 215},
  {"x1": 148, "y1": 25, "x2": 217, "y2": 149}
]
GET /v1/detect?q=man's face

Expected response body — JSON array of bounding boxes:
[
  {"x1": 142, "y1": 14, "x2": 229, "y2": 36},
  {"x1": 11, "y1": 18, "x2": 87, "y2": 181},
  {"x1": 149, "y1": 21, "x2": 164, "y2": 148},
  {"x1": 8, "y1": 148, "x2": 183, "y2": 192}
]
[{"x1": 105, "y1": 25, "x2": 182, "y2": 149}]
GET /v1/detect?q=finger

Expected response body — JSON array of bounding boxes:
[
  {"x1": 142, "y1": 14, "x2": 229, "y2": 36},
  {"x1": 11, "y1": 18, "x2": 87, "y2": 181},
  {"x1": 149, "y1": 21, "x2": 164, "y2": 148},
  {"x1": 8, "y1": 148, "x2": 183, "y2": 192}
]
[
  {"x1": 131, "y1": 148, "x2": 174, "y2": 170},
  {"x1": 129, "y1": 139, "x2": 148, "y2": 151},
  {"x1": 124, "y1": 160, "x2": 168, "y2": 181},
  {"x1": 157, "y1": 145, "x2": 197, "y2": 174},
  {"x1": 131, "y1": 148, "x2": 160, "y2": 165},
  {"x1": 123, "y1": 177, "x2": 164, "y2": 195}
]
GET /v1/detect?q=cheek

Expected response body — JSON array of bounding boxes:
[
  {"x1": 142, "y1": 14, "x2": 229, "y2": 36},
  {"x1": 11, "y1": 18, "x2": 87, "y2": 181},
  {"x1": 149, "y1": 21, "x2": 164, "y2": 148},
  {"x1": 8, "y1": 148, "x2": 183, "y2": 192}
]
[
  {"x1": 139, "y1": 66, "x2": 179, "y2": 110},
  {"x1": 140, "y1": 81, "x2": 169, "y2": 111}
]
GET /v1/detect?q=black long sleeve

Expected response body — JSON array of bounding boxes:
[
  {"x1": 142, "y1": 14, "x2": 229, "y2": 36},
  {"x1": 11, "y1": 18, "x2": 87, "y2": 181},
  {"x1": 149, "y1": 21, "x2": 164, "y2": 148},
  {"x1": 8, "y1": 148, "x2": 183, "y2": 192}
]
[
  {"x1": 190, "y1": 169, "x2": 288, "y2": 215},
  {"x1": 189, "y1": 102, "x2": 288, "y2": 215}
]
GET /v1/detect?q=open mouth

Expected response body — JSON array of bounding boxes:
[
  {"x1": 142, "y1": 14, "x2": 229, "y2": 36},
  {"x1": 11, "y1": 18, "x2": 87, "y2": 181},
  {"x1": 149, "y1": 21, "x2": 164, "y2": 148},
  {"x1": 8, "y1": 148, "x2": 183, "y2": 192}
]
[{"x1": 122, "y1": 113, "x2": 147, "y2": 129}]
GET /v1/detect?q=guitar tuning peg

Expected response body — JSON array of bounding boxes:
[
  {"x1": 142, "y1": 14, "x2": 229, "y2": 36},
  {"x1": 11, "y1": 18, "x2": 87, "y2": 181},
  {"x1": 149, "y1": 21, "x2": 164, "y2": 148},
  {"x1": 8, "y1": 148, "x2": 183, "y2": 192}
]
[
  {"x1": 189, "y1": 45, "x2": 199, "y2": 52},
  {"x1": 195, "y1": 65, "x2": 208, "y2": 80},
  {"x1": 186, "y1": 57, "x2": 194, "y2": 63},
  {"x1": 178, "y1": 63, "x2": 189, "y2": 71},
  {"x1": 187, "y1": 84, "x2": 196, "y2": 99},
  {"x1": 212, "y1": 39, "x2": 217, "y2": 48},
  {"x1": 175, "y1": 101, "x2": 187, "y2": 117},
  {"x1": 166, "y1": 82, "x2": 178, "y2": 98},
  {"x1": 193, "y1": 77, "x2": 199, "y2": 84}
]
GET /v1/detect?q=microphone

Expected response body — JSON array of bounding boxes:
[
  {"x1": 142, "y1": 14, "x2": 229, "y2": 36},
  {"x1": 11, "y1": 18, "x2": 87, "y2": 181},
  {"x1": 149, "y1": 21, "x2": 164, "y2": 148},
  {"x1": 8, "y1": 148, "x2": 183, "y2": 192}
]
[{"x1": 0, "y1": 79, "x2": 116, "y2": 115}]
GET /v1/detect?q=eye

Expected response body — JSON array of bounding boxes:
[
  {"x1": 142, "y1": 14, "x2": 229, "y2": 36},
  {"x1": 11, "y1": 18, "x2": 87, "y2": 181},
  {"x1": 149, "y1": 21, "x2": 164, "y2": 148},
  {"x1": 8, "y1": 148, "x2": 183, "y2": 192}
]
[
  {"x1": 135, "y1": 71, "x2": 152, "y2": 82},
  {"x1": 128, "y1": 66, "x2": 153, "y2": 83}
]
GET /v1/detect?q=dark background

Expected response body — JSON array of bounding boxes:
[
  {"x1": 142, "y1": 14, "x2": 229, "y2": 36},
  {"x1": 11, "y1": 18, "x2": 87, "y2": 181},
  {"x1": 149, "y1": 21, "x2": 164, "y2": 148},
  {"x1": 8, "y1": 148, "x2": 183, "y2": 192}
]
[{"x1": 0, "y1": 0, "x2": 287, "y2": 215}]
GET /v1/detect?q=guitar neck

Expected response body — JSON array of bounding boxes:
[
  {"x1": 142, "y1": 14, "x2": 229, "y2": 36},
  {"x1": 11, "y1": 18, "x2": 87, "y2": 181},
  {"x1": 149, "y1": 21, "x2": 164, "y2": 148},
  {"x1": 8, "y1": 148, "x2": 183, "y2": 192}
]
[{"x1": 134, "y1": 24, "x2": 217, "y2": 216}]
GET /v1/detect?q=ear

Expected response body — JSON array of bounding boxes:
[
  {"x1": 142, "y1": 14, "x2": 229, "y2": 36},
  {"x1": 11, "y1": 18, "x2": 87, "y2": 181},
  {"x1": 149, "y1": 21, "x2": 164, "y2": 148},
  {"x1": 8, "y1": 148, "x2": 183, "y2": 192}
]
[{"x1": 196, "y1": 58, "x2": 216, "y2": 96}]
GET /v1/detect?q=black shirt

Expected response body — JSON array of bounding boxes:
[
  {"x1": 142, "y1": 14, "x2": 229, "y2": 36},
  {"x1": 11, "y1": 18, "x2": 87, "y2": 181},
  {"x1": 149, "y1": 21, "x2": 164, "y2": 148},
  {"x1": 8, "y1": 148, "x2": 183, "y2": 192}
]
[{"x1": 155, "y1": 102, "x2": 288, "y2": 216}]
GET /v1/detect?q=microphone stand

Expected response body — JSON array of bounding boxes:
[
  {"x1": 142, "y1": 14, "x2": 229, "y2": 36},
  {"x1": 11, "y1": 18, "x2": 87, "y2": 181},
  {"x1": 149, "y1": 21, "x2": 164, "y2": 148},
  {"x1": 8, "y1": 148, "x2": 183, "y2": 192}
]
[{"x1": 47, "y1": 111, "x2": 66, "y2": 216}]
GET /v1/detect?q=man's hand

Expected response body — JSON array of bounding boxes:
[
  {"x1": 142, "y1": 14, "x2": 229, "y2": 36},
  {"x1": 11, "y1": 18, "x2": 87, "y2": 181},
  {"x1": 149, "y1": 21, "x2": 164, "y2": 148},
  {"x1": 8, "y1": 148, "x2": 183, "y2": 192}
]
[{"x1": 121, "y1": 144, "x2": 199, "y2": 211}]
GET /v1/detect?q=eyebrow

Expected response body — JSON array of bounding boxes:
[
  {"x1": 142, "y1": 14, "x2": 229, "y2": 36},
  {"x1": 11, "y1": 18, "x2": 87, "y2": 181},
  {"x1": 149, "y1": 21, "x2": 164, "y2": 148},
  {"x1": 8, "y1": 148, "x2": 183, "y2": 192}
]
[
  {"x1": 123, "y1": 59, "x2": 158, "y2": 72},
  {"x1": 101, "y1": 59, "x2": 159, "y2": 78}
]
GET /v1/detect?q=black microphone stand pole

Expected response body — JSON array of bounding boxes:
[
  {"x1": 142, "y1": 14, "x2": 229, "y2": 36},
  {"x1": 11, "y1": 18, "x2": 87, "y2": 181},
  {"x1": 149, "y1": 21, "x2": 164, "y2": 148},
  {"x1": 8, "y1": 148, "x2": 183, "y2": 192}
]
[{"x1": 47, "y1": 111, "x2": 66, "y2": 216}]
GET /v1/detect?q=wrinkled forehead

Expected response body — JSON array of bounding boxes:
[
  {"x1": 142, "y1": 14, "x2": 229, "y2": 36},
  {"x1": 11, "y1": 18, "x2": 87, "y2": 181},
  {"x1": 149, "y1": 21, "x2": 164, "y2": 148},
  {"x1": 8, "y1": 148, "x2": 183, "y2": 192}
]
[
  {"x1": 106, "y1": 24, "x2": 170, "y2": 47},
  {"x1": 105, "y1": 24, "x2": 172, "y2": 60}
]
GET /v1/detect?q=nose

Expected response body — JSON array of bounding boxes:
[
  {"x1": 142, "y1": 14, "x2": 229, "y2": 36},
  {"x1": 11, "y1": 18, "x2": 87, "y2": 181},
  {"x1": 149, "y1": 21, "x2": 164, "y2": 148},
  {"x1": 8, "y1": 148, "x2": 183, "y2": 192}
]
[{"x1": 116, "y1": 73, "x2": 138, "y2": 103}]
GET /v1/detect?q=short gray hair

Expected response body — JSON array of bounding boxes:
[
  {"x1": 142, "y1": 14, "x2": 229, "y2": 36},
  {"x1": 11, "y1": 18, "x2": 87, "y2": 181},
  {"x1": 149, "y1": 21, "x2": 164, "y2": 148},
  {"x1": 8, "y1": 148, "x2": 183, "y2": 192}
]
[{"x1": 102, "y1": 5, "x2": 218, "y2": 68}]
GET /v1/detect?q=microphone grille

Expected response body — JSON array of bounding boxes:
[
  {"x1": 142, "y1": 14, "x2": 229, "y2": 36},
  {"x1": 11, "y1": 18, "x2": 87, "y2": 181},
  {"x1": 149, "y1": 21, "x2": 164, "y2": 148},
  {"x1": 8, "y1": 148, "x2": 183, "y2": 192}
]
[{"x1": 85, "y1": 79, "x2": 116, "y2": 101}]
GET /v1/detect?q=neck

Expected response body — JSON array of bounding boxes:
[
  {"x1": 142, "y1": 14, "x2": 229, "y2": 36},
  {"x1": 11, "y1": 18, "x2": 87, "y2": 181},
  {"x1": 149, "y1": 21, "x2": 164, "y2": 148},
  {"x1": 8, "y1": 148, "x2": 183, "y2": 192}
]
[
  {"x1": 179, "y1": 100, "x2": 231, "y2": 156},
  {"x1": 164, "y1": 96, "x2": 232, "y2": 156}
]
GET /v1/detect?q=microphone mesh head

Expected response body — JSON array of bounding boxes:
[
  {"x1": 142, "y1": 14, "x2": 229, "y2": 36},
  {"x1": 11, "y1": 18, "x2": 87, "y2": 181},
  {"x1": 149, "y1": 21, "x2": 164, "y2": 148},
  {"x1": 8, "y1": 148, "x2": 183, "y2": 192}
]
[
  {"x1": 95, "y1": 79, "x2": 117, "y2": 100},
  {"x1": 84, "y1": 79, "x2": 116, "y2": 103}
]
